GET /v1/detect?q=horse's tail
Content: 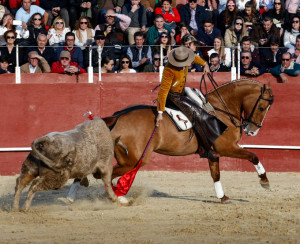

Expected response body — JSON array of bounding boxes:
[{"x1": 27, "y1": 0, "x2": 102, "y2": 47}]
[{"x1": 114, "y1": 136, "x2": 128, "y2": 155}]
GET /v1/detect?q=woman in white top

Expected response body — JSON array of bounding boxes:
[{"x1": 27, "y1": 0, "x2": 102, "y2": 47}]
[
  {"x1": 207, "y1": 36, "x2": 232, "y2": 67},
  {"x1": 48, "y1": 17, "x2": 70, "y2": 46},
  {"x1": 72, "y1": 16, "x2": 95, "y2": 48},
  {"x1": 117, "y1": 55, "x2": 137, "y2": 73},
  {"x1": 0, "y1": 13, "x2": 28, "y2": 45},
  {"x1": 284, "y1": 16, "x2": 300, "y2": 49},
  {"x1": 101, "y1": 56, "x2": 115, "y2": 73}
]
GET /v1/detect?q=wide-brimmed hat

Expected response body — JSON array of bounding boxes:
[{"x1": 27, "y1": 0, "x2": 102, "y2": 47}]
[
  {"x1": 168, "y1": 46, "x2": 195, "y2": 67},
  {"x1": 60, "y1": 50, "x2": 70, "y2": 59}
]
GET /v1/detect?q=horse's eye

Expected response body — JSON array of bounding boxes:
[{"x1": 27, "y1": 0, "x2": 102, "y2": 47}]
[{"x1": 259, "y1": 107, "x2": 264, "y2": 112}]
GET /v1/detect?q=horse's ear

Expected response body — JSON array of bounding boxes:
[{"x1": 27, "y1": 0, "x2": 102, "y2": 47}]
[
  {"x1": 263, "y1": 84, "x2": 266, "y2": 92},
  {"x1": 266, "y1": 82, "x2": 271, "y2": 89}
]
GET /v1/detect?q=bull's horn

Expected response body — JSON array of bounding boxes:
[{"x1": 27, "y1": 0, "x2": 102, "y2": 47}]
[{"x1": 31, "y1": 136, "x2": 60, "y2": 172}]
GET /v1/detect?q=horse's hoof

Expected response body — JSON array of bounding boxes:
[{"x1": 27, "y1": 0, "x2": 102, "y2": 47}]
[
  {"x1": 117, "y1": 196, "x2": 130, "y2": 206},
  {"x1": 260, "y1": 181, "x2": 270, "y2": 190},
  {"x1": 66, "y1": 197, "x2": 75, "y2": 204},
  {"x1": 221, "y1": 195, "x2": 231, "y2": 204}
]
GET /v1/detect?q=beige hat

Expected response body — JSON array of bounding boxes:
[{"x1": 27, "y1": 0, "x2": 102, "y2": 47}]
[
  {"x1": 60, "y1": 50, "x2": 70, "y2": 59},
  {"x1": 168, "y1": 46, "x2": 195, "y2": 67}
]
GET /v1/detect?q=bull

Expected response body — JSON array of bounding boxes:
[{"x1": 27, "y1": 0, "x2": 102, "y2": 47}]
[{"x1": 12, "y1": 118, "x2": 118, "y2": 211}]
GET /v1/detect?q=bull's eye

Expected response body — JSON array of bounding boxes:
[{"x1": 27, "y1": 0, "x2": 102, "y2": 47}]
[{"x1": 259, "y1": 107, "x2": 264, "y2": 112}]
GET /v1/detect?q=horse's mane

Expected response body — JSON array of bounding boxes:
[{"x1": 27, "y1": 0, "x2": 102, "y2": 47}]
[{"x1": 207, "y1": 79, "x2": 263, "y2": 95}]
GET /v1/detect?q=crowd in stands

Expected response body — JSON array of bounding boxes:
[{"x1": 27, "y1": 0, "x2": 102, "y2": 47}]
[{"x1": 0, "y1": 0, "x2": 299, "y2": 81}]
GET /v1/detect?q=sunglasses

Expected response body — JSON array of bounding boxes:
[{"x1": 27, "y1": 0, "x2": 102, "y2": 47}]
[
  {"x1": 34, "y1": 18, "x2": 42, "y2": 21},
  {"x1": 161, "y1": 35, "x2": 168, "y2": 38},
  {"x1": 235, "y1": 22, "x2": 243, "y2": 25},
  {"x1": 282, "y1": 58, "x2": 290, "y2": 61},
  {"x1": 106, "y1": 15, "x2": 114, "y2": 18},
  {"x1": 80, "y1": 22, "x2": 88, "y2": 24},
  {"x1": 6, "y1": 36, "x2": 15, "y2": 39},
  {"x1": 292, "y1": 20, "x2": 299, "y2": 23},
  {"x1": 227, "y1": 3, "x2": 235, "y2": 6},
  {"x1": 56, "y1": 21, "x2": 63, "y2": 24},
  {"x1": 188, "y1": 0, "x2": 197, "y2": 2},
  {"x1": 61, "y1": 57, "x2": 69, "y2": 60},
  {"x1": 95, "y1": 36, "x2": 105, "y2": 40},
  {"x1": 153, "y1": 58, "x2": 160, "y2": 61},
  {"x1": 274, "y1": 2, "x2": 281, "y2": 4},
  {"x1": 122, "y1": 61, "x2": 129, "y2": 64},
  {"x1": 241, "y1": 56, "x2": 250, "y2": 59}
]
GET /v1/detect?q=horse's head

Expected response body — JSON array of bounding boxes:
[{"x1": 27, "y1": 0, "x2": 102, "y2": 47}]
[{"x1": 243, "y1": 84, "x2": 274, "y2": 136}]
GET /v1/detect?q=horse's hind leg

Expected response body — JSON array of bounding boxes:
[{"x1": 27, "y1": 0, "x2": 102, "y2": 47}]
[{"x1": 208, "y1": 158, "x2": 230, "y2": 204}]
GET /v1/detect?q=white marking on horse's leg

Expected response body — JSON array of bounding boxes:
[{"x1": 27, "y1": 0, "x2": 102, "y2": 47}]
[
  {"x1": 214, "y1": 181, "x2": 225, "y2": 199},
  {"x1": 66, "y1": 182, "x2": 80, "y2": 203},
  {"x1": 254, "y1": 161, "x2": 266, "y2": 175},
  {"x1": 118, "y1": 196, "x2": 129, "y2": 205}
]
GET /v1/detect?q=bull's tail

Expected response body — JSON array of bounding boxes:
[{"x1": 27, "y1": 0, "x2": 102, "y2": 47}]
[{"x1": 115, "y1": 136, "x2": 128, "y2": 155}]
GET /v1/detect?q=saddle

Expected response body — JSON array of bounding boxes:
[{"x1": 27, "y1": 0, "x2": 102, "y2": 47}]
[{"x1": 165, "y1": 87, "x2": 215, "y2": 131}]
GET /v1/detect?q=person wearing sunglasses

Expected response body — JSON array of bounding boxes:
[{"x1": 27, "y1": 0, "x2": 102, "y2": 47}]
[
  {"x1": 117, "y1": 54, "x2": 136, "y2": 73},
  {"x1": 143, "y1": 52, "x2": 161, "y2": 72},
  {"x1": 263, "y1": 0, "x2": 287, "y2": 31},
  {"x1": 283, "y1": 16, "x2": 300, "y2": 49},
  {"x1": 288, "y1": 34, "x2": 300, "y2": 64},
  {"x1": 270, "y1": 52, "x2": 300, "y2": 82},
  {"x1": 72, "y1": 17, "x2": 95, "y2": 48},
  {"x1": 26, "y1": 13, "x2": 47, "y2": 46},
  {"x1": 39, "y1": 0, "x2": 69, "y2": 28},
  {"x1": 218, "y1": 0, "x2": 238, "y2": 35},
  {"x1": 48, "y1": 17, "x2": 70, "y2": 46},
  {"x1": 240, "y1": 50, "x2": 267, "y2": 76},
  {"x1": 0, "y1": 30, "x2": 24, "y2": 73},
  {"x1": 20, "y1": 50, "x2": 50, "y2": 73},
  {"x1": 51, "y1": 50, "x2": 86, "y2": 74},
  {"x1": 224, "y1": 16, "x2": 248, "y2": 48},
  {"x1": 179, "y1": 0, "x2": 209, "y2": 37}
]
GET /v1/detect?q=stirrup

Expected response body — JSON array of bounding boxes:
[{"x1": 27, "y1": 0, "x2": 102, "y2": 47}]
[{"x1": 200, "y1": 150, "x2": 219, "y2": 160}]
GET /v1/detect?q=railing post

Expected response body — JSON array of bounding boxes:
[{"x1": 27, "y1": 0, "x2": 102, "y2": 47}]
[
  {"x1": 159, "y1": 44, "x2": 164, "y2": 82},
  {"x1": 88, "y1": 45, "x2": 93, "y2": 83},
  {"x1": 15, "y1": 44, "x2": 21, "y2": 84},
  {"x1": 231, "y1": 47, "x2": 236, "y2": 81},
  {"x1": 98, "y1": 45, "x2": 102, "y2": 82},
  {"x1": 237, "y1": 43, "x2": 240, "y2": 80}
]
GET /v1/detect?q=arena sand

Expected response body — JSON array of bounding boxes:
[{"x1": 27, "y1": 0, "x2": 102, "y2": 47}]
[{"x1": 0, "y1": 171, "x2": 299, "y2": 244}]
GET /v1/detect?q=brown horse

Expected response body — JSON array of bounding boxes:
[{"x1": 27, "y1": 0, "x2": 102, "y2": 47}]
[{"x1": 101, "y1": 79, "x2": 274, "y2": 204}]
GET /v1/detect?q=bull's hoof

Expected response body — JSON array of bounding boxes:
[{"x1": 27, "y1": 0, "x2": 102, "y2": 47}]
[
  {"x1": 260, "y1": 180, "x2": 270, "y2": 190},
  {"x1": 117, "y1": 196, "x2": 130, "y2": 206},
  {"x1": 221, "y1": 195, "x2": 231, "y2": 204}
]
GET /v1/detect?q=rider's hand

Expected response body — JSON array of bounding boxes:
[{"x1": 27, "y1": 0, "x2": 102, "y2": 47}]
[
  {"x1": 156, "y1": 113, "x2": 163, "y2": 127},
  {"x1": 203, "y1": 63, "x2": 210, "y2": 74}
]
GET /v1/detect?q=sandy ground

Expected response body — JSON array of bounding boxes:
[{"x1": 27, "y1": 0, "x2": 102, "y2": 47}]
[{"x1": 0, "y1": 171, "x2": 299, "y2": 244}]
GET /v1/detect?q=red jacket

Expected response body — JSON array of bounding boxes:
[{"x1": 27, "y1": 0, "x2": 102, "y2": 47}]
[
  {"x1": 51, "y1": 61, "x2": 87, "y2": 74},
  {"x1": 154, "y1": 7, "x2": 181, "y2": 23},
  {"x1": 9, "y1": 0, "x2": 40, "y2": 9}
]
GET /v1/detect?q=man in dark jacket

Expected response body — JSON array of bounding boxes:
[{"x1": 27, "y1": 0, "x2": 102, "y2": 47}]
[
  {"x1": 40, "y1": 0, "x2": 69, "y2": 27},
  {"x1": 240, "y1": 50, "x2": 267, "y2": 76},
  {"x1": 209, "y1": 53, "x2": 230, "y2": 72},
  {"x1": 179, "y1": 0, "x2": 209, "y2": 37},
  {"x1": 197, "y1": 19, "x2": 221, "y2": 47}
]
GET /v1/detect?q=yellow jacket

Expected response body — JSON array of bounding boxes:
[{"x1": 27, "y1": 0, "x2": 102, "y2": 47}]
[{"x1": 157, "y1": 55, "x2": 206, "y2": 111}]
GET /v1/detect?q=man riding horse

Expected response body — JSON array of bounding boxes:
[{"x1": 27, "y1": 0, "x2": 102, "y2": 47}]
[{"x1": 155, "y1": 46, "x2": 227, "y2": 159}]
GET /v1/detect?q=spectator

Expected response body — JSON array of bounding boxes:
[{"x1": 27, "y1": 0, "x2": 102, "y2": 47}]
[
  {"x1": 175, "y1": 22, "x2": 190, "y2": 45},
  {"x1": 270, "y1": 52, "x2": 300, "y2": 82},
  {"x1": 143, "y1": 52, "x2": 160, "y2": 72},
  {"x1": 238, "y1": 0, "x2": 259, "y2": 11},
  {"x1": 140, "y1": 0, "x2": 156, "y2": 27},
  {"x1": 209, "y1": 53, "x2": 230, "y2": 72},
  {"x1": 122, "y1": 0, "x2": 147, "y2": 45},
  {"x1": 69, "y1": 0, "x2": 98, "y2": 29},
  {"x1": 73, "y1": 17, "x2": 95, "y2": 48},
  {"x1": 127, "y1": 31, "x2": 152, "y2": 72},
  {"x1": 240, "y1": 36, "x2": 260, "y2": 63},
  {"x1": 9, "y1": 0, "x2": 40, "y2": 17},
  {"x1": 0, "y1": 3, "x2": 9, "y2": 21},
  {"x1": 15, "y1": 0, "x2": 48, "y2": 26},
  {"x1": 224, "y1": 16, "x2": 248, "y2": 48},
  {"x1": 283, "y1": 16, "x2": 300, "y2": 49},
  {"x1": 240, "y1": 50, "x2": 267, "y2": 76},
  {"x1": 39, "y1": 0, "x2": 69, "y2": 28},
  {"x1": 250, "y1": 15, "x2": 281, "y2": 48},
  {"x1": 51, "y1": 50, "x2": 86, "y2": 74},
  {"x1": 83, "y1": 30, "x2": 113, "y2": 72},
  {"x1": 179, "y1": 0, "x2": 208, "y2": 37},
  {"x1": 97, "y1": 0, "x2": 124, "y2": 25},
  {"x1": 101, "y1": 56, "x2": 115, "y2": 73},
  {"x1": 147, "y1": 14, "x2": 173, "y2": 45},
  {"x1": 207, "y1": 36, "x2": 232, "y2": 67},
  {"x1": 153, "y1": 32, "x2": 174, "y2": 64},
  {"x1": 260, "y1": 35, "x2": 285, "y2": 71},
  {"x1": 285, "y1": 0, "x2": 300, "y2": 21},
  {"x1": 47, "y1": 16, "x2": 70, "y2": 46},
  {"x1": 288, "y1": 34, "x2": 300, "y2": 64},
  {"x1": 263, "y1": 0, "x2": 287, "y2": 31},
  {"x1": 26, "y1": 13, "x2": 47, "y2": 46},
  {"x1": 95, "y1": 9, "x2": 131, "y2": 44},
  {"x1": 0, "y1": 56, "x2": 9, "y2": 73},
  {"x1": 56, "y1": 32, "x2": 84, "y2": 68},
  {"x1": 154, "y1": 0, "x2": 180, "y2": 29},
  {"x1": 0, "y1": 13, "x2": 29, "y2": 45},
  {"x1": 117, "y1": 54, "x2": 136, "y2": 73},
  {"x1": 20, "y1": 50, "x2": 50, "y2": 73},
  {"x1": 182, "y1": 35, "x2": 204, "y2": 72},
  {"x1": 218, "y1": 0, "x2": 239, "y2": 35},
  {"x1": 0, "y1": 30, "x2": 24, "y2": 73},
  {"x1": 239, "y1": 1, "x2": 261, "y2": 33},
  {"x1": 197, "y1": 18, "x2": 221, "y2": 47},
  {"x1": 25, "y1": 33, "x2": 56, "y2": 66}
]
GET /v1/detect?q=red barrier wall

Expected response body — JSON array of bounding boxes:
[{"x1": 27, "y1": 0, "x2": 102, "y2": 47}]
[{"x1": 0, "y1": 73, "x2": 299, "y2": 175}]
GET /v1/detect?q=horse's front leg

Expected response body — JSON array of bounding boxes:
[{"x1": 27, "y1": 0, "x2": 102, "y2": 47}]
[{"x1": 208, "y1": 158, "x2": 230, "y2": 204}]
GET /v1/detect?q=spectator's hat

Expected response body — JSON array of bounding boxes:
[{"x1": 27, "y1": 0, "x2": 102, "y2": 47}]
[
  {"x1": 168, "y1": 46, "x2": 195, "y2": 67},
  {"x1": 94, "y1": 30, "x2": 105, "y2": 40},
  {"x1": 60, "y1": 50, "x2": 71, "y2": 59}
]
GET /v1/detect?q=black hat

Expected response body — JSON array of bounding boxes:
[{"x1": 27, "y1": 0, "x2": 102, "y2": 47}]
[{"x1": 94, "y1": 30, "x2": 105, "y2": 40}]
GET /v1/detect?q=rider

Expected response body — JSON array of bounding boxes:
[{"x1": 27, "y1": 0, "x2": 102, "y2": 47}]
[{"x1": 155, "y1": 46, "x2": 227, "y2": 159}]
